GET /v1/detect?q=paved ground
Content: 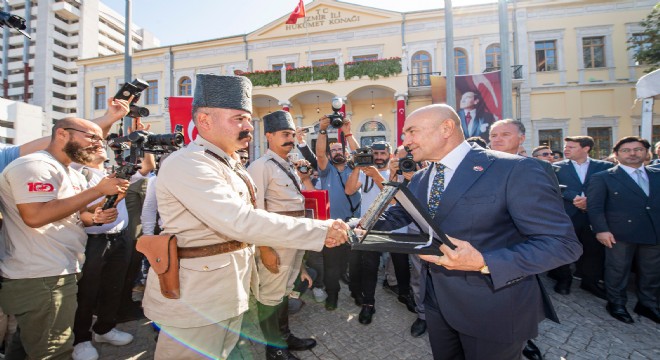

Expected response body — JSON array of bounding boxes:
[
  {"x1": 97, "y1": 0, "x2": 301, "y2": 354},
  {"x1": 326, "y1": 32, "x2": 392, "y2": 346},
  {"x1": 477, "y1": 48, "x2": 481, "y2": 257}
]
[{"x1": 99, "y1": 274, "x2": 659, "y2": 360}]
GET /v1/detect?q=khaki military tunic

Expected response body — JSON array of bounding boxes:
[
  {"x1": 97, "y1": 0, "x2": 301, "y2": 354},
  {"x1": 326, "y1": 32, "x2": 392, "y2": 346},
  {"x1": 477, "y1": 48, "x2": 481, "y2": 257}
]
[
  {"x1": 142, "y1": 137, "x2": 328, "y2": 329},
  {"x1": 247, "y1": 149, "x2": 307, "y2": 306}
]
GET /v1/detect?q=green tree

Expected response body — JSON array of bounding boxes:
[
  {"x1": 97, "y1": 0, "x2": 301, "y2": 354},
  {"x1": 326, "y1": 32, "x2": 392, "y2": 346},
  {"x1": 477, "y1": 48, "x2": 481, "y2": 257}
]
[{"x1": 629, "y1": 4, "x2": 660, "y2": 73}]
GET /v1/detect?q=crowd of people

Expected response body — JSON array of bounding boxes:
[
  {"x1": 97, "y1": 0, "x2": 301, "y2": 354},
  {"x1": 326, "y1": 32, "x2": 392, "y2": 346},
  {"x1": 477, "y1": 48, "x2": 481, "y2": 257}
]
[{"x1": 0, "y1": 73, "x2": 657, "y2": 360}]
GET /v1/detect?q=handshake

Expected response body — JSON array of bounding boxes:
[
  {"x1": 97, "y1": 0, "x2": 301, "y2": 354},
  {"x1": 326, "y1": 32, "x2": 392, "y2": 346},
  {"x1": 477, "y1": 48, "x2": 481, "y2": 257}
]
[{"x1": 323, "y1": 219, "x2": 353, "y2": 248}]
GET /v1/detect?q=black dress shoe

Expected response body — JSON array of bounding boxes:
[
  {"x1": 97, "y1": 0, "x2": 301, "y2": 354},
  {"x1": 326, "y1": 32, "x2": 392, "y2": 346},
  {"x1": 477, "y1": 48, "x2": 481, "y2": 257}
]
[
  {"x1": 553, "y1": 282, "x2": 571, "y2": 295},
  {"x1": 266, "y1": 346, "x2": 300, "y2": 360},
  {"x1": 398, "y1": 294, "x2": 416, "y2": 313},
  {"x1": 325, "y1": 293, "x2": 338, "y2": 311},
  {"x1": 286, "y1": 335, "x2": 317, "y2": 351},
  {"x1": 634, "y1": 303, "x2": 660, "y2": 324},
  {"x1": 410, "y1": 318, "x2": 427, "y2": 338},
  {"x1": 606, "y1": 303, "x2": 634, "y2": 324},
  {"x1": 522, "y1": 340, "x2": 543, "y2": 360},
  {"x1": 358, "y1": 304, "x2": 375, "y2": 325},
  {"x1": 580, "y1": 282, "x2": 607, "y2": 300}
]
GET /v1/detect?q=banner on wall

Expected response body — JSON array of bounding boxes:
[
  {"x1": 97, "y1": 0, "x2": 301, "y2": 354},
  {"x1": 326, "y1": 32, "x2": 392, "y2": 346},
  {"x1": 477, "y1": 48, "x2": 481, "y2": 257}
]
[
  {"x1": 168, "y1": 96, "x2": 195, "y2": 144},
  {"x1": 431, "y1": 71, "x2": 502, "y2": 142}
]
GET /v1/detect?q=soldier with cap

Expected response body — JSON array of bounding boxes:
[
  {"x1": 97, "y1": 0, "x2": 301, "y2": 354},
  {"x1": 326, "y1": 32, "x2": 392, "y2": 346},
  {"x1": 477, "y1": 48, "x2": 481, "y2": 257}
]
[
  {"x1": 141, "y1": 74, "x2": 350, "y2": 359},
  {"x1": 247, "y1": 110, "x2": 316, "y2": 360}
]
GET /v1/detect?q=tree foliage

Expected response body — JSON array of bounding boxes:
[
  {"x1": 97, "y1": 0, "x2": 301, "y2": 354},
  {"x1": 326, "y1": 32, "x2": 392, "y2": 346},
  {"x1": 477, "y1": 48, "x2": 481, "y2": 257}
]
[{"x1": 629, "y1": 4, "x2": 660, "y2": 73}]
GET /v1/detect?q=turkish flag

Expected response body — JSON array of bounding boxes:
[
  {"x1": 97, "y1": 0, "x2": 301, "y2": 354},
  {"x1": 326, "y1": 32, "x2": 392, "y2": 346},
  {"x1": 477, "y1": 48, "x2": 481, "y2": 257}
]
[
  {"x1": 286, "y1": 0, "x2": 306, "y2": 24},
  {"x1": 168, "y1": 96, "x2": 195, "y2": 144}
]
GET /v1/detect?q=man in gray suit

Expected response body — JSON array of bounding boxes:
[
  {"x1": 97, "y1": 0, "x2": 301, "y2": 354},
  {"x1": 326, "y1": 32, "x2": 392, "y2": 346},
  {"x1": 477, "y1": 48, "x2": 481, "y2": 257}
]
[{"x1": 374, "y1": 104, "x2": 581, "y2": 360}]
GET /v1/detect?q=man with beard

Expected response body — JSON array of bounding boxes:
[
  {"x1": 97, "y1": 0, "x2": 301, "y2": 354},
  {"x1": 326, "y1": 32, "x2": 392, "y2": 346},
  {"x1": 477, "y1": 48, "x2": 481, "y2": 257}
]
[
  {"x1": 315, "y1": 117, "x2": 361, "y2": 311},
  {"x1": 587, "y1": 136, "x2": 660, "y2": 324},
  {"x1": 247, "y1": 110, "x2": 317, "y2": 360},
  {"x1": 0, "y1": 117, "x2": 129, "y2": 360},
  {"x1": 142, "y1": 74, "x2": 349, "y2": 359},
  {"x1": 72, "y1": 123, "x2": 156, "y2": 360},
  {"x1": 344, "y1": 141, "x2": 393, "y2": 324}
]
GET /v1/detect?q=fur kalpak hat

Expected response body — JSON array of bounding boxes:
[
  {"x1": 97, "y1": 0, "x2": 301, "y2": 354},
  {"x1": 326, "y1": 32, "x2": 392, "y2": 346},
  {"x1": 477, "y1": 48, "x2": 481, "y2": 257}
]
[
  {"x1": 263, "y1": 110, "x2": 296, "y2": 134},
  {"x1": 192, "y1": 74, "x2": 252, "y2": 113}
]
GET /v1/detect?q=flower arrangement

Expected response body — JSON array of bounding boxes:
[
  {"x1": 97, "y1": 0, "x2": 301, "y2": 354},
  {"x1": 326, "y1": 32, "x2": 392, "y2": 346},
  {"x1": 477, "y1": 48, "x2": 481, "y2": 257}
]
[{"x1": 344, "y1": 57, "x2": 402, "y2": 80}]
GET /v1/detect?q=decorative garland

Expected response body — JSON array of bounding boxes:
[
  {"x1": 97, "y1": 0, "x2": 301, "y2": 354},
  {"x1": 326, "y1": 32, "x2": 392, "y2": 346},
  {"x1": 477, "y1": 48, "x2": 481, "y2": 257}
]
[{"x1": 344, "y1": 57, "x2": 402, "y2": 80}]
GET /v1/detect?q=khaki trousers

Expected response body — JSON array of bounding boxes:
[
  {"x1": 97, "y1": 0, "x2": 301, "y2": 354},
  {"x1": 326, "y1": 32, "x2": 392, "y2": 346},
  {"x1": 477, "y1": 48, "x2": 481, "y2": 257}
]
[
  {"x1": 255, "y1": 248, "x2": 304, "y2": 306},
  {"x1": 155, "y1": 314, "x2": 243, "y2": 360}
]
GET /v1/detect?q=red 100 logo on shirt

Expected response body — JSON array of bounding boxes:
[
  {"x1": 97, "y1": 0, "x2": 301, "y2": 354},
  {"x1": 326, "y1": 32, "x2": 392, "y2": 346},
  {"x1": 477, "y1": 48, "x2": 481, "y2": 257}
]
[{"x1": 27, "y1": 182, "x2": 54, "y2": 192}]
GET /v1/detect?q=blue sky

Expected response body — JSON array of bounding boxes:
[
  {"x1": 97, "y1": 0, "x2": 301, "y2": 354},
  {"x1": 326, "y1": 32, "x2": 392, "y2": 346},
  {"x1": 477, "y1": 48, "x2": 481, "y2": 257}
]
[{"x1": 103, "y1": 0, "x2": 495, "y2": 46}]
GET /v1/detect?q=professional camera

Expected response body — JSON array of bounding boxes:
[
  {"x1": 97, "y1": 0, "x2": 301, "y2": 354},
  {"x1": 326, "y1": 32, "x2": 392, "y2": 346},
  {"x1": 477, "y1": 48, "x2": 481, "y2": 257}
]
[
  {"x1": 0, "y1": 11, "x2": 30, "y2": 38},
  {"x1": 96, "y1": 130, "x2": 184, "y2": 219},
  {"x1": 115, "y1": 79, "x2": 150, "y2": 118},
  {"x1": 397, "y1": 147, "x2": 417, "y2": 175},
  {"x1": 327, "y1": 97, "x2": 346, "y2": 128},
  {"x1": 351, "y1": 147, "x2": 375, "y2": 167}
]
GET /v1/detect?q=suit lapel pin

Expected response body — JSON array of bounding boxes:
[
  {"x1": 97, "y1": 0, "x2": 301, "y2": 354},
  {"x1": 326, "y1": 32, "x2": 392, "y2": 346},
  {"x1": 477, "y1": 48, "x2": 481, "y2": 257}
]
[{"x1": 473, "y1": 165, "x2": 484, "y2": 172}]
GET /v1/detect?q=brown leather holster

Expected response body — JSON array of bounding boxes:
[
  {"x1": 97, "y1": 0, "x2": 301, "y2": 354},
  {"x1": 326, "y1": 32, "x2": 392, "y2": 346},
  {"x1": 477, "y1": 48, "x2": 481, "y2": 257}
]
[{"x1": 136, "y1": 234, "x2": 180, "y2": 299}]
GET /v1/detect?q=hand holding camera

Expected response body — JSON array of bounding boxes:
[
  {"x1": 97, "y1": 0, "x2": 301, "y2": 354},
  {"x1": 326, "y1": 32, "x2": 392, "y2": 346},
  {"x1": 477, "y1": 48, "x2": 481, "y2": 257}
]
[{"x1": 294, "y1": 159, "x2": 312, "y2": 178}]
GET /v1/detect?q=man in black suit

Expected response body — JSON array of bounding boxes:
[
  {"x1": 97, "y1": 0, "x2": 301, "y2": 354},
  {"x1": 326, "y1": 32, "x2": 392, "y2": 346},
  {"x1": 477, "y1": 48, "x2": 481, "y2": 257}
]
[
  {"x1": 586, "y1": 136, "x2": 660, "y2": 324},
  {"x1": 374, "y1": 104, "x2": 582, "y2": 360},
  {"x1": 457, "y1": 91, "x2": 495, "y2": 142},
  {"x1": 551, "y1": 136, "x2": 613, "y2": 298}
]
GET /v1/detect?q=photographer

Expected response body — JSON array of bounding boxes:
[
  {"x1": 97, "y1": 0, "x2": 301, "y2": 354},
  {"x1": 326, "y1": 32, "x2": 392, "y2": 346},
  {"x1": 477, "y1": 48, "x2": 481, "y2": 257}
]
[
  {"x1": 0, "y1": 118, "x2": 129, "y2": 360},
  {"x1": 315, "y1": 116, "x2": 361, "y2": 310},
  {"x1": 344, "y1": 141, "x2": 392, "y2": 325},
  {"x1": 72, "y1": 119, "x2": 155, "y2": 360}
]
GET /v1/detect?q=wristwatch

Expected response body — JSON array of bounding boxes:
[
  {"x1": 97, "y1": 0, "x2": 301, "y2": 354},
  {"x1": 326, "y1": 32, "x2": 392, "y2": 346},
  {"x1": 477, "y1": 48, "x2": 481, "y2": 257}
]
[{"x1": 319, "y1": 129, "x2": 327, "y2": 135}]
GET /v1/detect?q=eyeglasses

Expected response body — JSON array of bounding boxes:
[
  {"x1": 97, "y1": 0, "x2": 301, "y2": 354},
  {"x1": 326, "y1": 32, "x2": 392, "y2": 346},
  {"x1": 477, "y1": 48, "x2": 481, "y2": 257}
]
[
  {"x1": 618, "y1": 147, "x2": 647, "y2": 154},
  {"x1": 535, "y1": 152, "x2": 553, "y2": 157},
  {"x1": 64, "y1": 128, "x2": 106, "y2": 145}
]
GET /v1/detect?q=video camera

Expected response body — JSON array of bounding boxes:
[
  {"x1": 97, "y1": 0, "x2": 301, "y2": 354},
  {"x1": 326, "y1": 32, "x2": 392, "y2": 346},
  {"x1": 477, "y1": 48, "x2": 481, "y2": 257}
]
[
  {"x1": 0, "y1": 11, "x2": 30, "y2": 39},
  {"x1": 115, "y1": 79, "x2": 150, "y2": 118},
  {"x1": 327, "y1": 97, "x2": 346, "y2": 128},
  {"x1": 93, "y1": 130, "x2": 184, "y2": 223}
]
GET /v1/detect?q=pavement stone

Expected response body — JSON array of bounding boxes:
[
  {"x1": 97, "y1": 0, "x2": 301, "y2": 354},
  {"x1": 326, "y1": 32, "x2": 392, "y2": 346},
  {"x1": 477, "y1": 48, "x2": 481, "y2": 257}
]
[{"x1": 98, "y1": 274, "x2": 659, "y2": 360}]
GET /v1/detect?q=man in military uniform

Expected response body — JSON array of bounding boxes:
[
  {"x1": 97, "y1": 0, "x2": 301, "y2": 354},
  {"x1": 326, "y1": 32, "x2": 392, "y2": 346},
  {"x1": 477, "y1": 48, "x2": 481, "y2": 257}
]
[
  {"x1": 141, "y1": 74, "x2": 349, "y2": 359},
  {"x1": 247, "y1": 110, "x2": 316, "y2": 360}
]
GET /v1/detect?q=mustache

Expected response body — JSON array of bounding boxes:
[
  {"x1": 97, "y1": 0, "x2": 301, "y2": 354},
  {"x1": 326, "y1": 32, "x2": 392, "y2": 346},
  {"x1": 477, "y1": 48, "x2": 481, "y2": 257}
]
[
  {"x1": 282, "y1": 142, "x2": 295, "y2": 147},
  {"x1": 238, "y1": 131, "x2": 253, "y2": 141}
]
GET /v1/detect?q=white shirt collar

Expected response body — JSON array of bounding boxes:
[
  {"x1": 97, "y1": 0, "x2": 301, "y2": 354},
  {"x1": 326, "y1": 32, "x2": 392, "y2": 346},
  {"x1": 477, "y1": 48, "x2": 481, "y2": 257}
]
[
  {"x1": 438, "y1": 141, "x2": 472, "y2": 170},
  {"x1": 619, "y1": 164, "x2": 646, "y2": 177}
]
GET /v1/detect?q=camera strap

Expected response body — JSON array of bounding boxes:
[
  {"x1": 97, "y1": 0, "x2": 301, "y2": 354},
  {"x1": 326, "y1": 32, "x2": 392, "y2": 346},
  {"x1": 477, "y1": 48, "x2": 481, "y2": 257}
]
[
  {"x1": 268, "y1": 158, "x2": 302, "y2": 195},
  {"x1": 205, "y1": 149, "x2": 257, "y2": 208},
  {"x1": 335, "y1": 167, "x2": 361, "y2": 215}
]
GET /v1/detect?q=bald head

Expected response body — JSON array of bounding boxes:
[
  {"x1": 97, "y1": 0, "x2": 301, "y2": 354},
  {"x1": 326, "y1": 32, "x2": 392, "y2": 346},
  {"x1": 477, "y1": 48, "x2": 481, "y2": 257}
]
[
  {"x1": 52, "y1": 117, "x2": 102, "y2": 140},
  {"x1": 403, "y1": 104, "x2": 465, "y2": 163}
]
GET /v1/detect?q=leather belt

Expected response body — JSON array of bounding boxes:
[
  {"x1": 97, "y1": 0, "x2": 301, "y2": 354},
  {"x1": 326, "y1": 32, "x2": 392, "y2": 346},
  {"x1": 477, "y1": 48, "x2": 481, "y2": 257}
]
[
  {"x1": 275, "y1": 210, "x2": 306, "y2": 217},
  {"x1": 88, "y1": 231, "x2": 125, "y2": 241},
  {"x1": 178, "y1": 240, "x2": 248, "y2": 259}
]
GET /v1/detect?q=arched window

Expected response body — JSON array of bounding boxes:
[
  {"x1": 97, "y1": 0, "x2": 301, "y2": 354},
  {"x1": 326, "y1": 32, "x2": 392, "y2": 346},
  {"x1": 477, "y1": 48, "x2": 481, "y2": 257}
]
[
  {"x1": 454, "y1": 49, "x2": 468, "y2": 75},
  {"x1": 178, "y1": 77, "x2": 192, "y2": 96},
  {"x1": 486, "y1": 44, "x2": 501, "y2": 69},
  {"x1": 359, "y1": 120, "x2": 387, "y2": 147},
  {"x1": 411, "y1": 51, "x2": 432, "y2": 86}
]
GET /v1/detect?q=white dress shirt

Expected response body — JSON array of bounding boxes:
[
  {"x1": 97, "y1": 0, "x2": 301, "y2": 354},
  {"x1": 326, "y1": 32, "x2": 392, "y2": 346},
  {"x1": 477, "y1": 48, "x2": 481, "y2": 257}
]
[{"x1": 427, "y1": 141, "x2": 472, "y2": 201}]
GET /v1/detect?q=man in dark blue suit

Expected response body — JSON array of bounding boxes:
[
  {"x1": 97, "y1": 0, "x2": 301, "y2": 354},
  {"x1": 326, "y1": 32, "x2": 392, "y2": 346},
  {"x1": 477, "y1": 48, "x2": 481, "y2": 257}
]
[
  {"x1": 374, "y1": 104, "x2": 582, "y2": 359},
  {"x1": 551, "y1": 136, "x2": 614, "y2": 298},
  {"x1": 586, "y1": 136, "x2": 660, "y2": 324}
]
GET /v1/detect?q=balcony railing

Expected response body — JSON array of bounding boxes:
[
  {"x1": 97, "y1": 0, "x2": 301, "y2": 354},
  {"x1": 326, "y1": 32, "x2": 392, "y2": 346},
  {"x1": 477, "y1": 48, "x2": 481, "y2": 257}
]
[
  {"x1": 408, "y1": 72, "x2": 442, "y2": 87},
  {"x1": 239, "y1": 58, "x2": 403, "y2": 87},
  {"x1": 483, "y1": 65, "x2": 523, "y2": 79}
]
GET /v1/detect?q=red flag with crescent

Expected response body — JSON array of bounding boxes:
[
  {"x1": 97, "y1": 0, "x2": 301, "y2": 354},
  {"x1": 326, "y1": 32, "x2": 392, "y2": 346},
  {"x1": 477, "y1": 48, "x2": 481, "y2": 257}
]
[{"x1": 286, "y1": 0, "x2": 306, "y2": 25}]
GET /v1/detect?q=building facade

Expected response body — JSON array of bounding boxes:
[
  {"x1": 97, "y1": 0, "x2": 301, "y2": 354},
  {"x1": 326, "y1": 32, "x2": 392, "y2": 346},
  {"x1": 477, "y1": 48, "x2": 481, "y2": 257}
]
[
  {"x1": 77, "y1": 0, "x2": 658, "y2": 159},
  {"x1": 0, "y1": 0, "x2": 159, "y2": 131}
]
